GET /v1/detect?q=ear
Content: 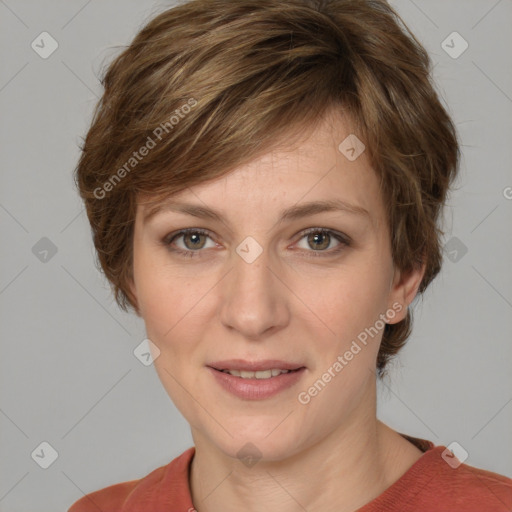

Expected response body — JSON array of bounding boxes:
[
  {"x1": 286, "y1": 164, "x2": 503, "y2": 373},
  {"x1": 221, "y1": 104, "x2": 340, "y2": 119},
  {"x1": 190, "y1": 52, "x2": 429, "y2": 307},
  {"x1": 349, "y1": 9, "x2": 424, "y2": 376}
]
[{"x1": 386, "y1": 262, "x2": 426, "y2": 324}]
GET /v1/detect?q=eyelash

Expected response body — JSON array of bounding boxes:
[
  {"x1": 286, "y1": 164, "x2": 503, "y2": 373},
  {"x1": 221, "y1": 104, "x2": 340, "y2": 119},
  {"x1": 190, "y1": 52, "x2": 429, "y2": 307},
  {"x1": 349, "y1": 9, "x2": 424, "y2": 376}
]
[{"x1": 162, "y1": 227, "x2": 351, "y2": 259}]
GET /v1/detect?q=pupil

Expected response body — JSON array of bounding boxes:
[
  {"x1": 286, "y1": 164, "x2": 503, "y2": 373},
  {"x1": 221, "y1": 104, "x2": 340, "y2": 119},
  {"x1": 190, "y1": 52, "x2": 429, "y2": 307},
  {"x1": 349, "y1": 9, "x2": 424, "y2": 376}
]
[
  {"x1": 309, "y1": 232, "x2": 329, "y2": 250},
  {"x1": 186, "y1": 233, "x2": 204, "y2": 249}
]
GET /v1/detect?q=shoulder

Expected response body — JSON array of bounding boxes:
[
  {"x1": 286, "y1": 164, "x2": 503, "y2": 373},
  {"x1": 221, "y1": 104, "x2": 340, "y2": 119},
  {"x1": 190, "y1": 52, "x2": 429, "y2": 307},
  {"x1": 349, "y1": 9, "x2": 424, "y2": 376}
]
[
  {"x1": 363, "y1": 439, "x2": 512, "y2": 512},
  {"x1": 67, "y1": 479, "x2": 142, "y2": 512},
  {"x1": 67, "y1": 447, "x2": 195, "y2": 512},
  {"x1": 411, "y1": 446, "x2": 512, "y2": 511},
  {"x1": 434, "y1": 457, "x2": 512, "y2": 509}
]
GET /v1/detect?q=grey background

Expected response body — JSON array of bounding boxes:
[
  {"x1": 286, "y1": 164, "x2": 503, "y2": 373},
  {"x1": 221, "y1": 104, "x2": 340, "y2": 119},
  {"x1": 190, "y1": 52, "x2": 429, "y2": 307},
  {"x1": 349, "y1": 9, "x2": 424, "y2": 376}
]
[{"x1": 0, "y1": 0, "x2": 511, "y2": 510}]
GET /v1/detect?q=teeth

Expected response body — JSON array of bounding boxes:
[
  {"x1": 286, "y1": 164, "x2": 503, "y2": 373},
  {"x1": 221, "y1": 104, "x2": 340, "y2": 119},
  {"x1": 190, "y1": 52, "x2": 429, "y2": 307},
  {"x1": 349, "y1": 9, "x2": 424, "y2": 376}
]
[{"x1": 222, "y1": 369, "x2": 291, "y2": 379}]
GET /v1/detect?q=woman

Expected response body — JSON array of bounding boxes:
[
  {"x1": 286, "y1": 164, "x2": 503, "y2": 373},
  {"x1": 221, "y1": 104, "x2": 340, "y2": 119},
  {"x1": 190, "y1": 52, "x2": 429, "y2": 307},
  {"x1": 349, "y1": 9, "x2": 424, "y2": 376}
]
[{"x1": 68, "y1": 0, "x2": 512, "y2": 510}]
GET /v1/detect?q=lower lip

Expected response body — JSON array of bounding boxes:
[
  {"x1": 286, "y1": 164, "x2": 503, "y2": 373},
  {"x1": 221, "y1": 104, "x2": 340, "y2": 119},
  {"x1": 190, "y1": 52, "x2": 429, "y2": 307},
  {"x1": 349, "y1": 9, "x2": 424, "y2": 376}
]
[{"x1": 207, "y1": 367, "x2": 306, "y2": 400}]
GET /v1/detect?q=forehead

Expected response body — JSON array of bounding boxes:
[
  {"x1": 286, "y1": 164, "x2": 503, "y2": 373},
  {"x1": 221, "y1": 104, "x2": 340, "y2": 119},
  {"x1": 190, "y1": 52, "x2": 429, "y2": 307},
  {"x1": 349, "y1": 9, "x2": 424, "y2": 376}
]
[{"x1": 139, "y1": 108, "x2": 384, "y2": 227}]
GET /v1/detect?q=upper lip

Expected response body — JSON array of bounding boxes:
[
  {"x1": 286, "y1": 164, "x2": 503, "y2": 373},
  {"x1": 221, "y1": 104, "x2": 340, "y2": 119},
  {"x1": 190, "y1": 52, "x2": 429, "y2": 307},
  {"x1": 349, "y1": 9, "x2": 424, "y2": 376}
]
[{"x1": 207, "y1": 359, "x2": 305, "y2": 371}]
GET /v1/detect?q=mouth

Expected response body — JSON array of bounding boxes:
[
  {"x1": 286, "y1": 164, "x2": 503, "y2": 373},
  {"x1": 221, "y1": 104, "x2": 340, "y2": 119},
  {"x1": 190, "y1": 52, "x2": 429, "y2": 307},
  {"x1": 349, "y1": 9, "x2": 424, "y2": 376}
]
[
  {"x1": 207, "y1": 359, "x2": 305, "y2": 375},
  {"x1": 206, "y1": 360, "x2": 306, "y2": 400},
  {"x1": 215, "y1": 368, "x2": 302, "y2": 379}
]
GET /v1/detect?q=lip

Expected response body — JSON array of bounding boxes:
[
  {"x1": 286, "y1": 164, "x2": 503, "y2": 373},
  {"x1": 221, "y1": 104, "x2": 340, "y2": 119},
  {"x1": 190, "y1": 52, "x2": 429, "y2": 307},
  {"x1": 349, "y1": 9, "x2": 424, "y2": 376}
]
[
  {"x1": 207, "y1": 365, "x2": 306, "y2": 400},
  {"x1": 207, "y1": 359, "x2": 304, "y2": 372}
]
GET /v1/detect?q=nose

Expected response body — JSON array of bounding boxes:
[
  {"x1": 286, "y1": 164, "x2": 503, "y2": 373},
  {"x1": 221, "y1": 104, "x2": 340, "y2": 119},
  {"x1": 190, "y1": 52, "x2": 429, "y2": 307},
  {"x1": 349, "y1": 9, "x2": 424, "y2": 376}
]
[{"x1": 219, "y1": 246, "x2": 290, "y2": 339}]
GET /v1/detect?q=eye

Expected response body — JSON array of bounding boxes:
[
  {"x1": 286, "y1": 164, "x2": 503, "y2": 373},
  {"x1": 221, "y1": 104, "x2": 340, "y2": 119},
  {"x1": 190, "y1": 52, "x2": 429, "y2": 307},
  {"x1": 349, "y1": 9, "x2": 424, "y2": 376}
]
[
  {"x1": 295, "y1": 228, "x2": 350, "y2": 256},
  {"x1": 162, "y1": 227, "x2": 350, "y2": 259},
  {"x1": 163, "y1": 228, "x2": 216, "y2": 257}
]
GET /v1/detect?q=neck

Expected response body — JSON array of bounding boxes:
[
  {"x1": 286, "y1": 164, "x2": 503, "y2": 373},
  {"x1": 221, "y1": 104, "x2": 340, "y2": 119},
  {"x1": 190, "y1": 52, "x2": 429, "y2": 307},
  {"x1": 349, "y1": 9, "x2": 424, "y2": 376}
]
[{"x1": 188, "y1": 379, "x2": 418, "y2": 512}]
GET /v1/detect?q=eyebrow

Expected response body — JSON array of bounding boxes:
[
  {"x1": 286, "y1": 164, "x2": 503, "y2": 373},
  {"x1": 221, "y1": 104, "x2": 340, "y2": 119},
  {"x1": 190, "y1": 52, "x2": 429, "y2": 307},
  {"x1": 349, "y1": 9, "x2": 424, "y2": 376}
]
[{"x1": 143, "y1": 198, "x2": 370, "y2": 226}]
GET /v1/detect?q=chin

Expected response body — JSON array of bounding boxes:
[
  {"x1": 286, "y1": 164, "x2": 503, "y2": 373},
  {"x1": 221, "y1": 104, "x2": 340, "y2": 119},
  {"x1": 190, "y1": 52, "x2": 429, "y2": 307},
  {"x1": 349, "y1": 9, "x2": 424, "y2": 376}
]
[
  {"x1": 218, "y1": 437, "x2": 298, "y2": 465},
  {"x1": 201, "y1": 417, "x2": 309, "y2": 465}
]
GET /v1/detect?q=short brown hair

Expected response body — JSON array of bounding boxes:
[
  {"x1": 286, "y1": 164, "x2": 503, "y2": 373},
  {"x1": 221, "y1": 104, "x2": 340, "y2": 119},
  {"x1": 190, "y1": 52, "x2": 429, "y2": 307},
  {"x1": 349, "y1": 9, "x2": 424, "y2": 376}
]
[{"x1": 74, "y1": 0, "x2": 460, "y2": 377}]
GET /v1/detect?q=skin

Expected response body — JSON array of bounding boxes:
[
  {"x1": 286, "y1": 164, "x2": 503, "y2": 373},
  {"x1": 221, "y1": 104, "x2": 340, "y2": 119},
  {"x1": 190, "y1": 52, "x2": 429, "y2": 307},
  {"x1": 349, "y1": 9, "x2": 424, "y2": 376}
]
[{"x1": 129, "y1": 107, "x2": 426, "y2": 512}]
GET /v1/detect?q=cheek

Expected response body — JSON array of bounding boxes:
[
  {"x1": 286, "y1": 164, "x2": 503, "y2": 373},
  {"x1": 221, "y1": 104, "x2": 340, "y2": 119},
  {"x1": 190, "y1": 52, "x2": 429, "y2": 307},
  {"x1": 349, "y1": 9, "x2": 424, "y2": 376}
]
[
  {"x1": 293, "y1": 269, "x2": 389, "y2": 419},
  {"x1": 134, "y1": 247, "x2": 190, "y2": 321},
  {"x1": 136, "y1": 266, "x2": 210, "y2": 416},
  {"x1": 139, "y1": 283, "x2": 198, "y2": 349},
  {"x1": 133, "y1": 257, "x2": 217, "y2": 359},
  {"x1": 304, "y1": 264, "x2": 391, "y2": 342}
]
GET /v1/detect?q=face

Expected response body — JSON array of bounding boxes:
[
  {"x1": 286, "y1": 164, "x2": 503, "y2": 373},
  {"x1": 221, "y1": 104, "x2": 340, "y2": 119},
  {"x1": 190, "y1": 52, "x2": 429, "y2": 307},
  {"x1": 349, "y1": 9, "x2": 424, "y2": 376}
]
[{"x1": 129, "y1": 109, "x2": 424, "y2": 462}]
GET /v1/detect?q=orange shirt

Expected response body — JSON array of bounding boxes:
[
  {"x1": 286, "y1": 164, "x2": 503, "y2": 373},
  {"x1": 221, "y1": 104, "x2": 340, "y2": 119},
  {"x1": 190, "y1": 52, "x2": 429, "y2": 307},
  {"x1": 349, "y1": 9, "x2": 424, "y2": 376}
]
[{"x1": 68, "y1": 436, "x2": 512, "y2": 511}]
